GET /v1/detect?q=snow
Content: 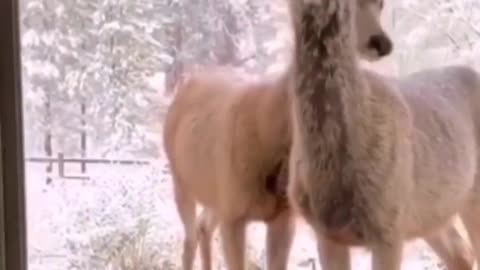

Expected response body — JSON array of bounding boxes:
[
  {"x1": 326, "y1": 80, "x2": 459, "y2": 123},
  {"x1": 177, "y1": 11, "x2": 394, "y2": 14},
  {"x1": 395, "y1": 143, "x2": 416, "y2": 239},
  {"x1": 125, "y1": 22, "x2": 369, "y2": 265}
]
[
  {"x1": 25, "y1": 154, "x2": 449, "y2": 270},
  {"x1": 22, "y1": 29, "x2": 41, "y2": 47},
  {"x1": 144, "y1": 72, "x2": 166, "y2": 91},
  {"x1": 24, "y1": 60, "x2": 60, "y2": 78}
]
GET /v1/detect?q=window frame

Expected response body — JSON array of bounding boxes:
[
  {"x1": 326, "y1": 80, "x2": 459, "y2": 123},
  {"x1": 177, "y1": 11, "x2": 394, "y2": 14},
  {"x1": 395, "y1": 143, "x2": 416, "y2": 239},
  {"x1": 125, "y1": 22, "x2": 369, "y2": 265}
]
[{"x1": 0, "y1": 0, "x2": 28, "y2": 268}]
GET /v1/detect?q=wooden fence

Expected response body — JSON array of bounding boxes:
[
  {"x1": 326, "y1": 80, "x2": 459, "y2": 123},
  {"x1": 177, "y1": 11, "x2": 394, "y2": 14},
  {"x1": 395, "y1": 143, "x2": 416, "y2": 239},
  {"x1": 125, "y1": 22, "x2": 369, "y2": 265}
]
[{"x1": 25, "y1": 152, "x2": 151, "y2": 182}]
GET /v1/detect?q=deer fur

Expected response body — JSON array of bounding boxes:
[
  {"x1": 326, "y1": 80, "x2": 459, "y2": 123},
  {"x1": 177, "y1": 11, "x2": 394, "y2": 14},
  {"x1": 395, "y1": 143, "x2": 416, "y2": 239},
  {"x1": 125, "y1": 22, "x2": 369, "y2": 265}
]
[
  {"x1": 163, "y1": 1, "x2": 393, "y2": 269},
  {"x1": 287, "y1": 0, "x2": 478, "y2": 269}
]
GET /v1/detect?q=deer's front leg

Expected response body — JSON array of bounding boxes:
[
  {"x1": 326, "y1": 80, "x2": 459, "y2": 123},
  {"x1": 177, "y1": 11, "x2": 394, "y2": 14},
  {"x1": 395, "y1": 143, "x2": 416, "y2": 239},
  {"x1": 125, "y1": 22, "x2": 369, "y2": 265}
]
[
  {"x1": 316, "y1": 233, "x2": 351, "y2": 270},
  {"x1": 371, "y1": 240, "x2": 403, "y2": 270},
  {"x1": 265, "y1": 209, "x2": 296, "y2": 270}
]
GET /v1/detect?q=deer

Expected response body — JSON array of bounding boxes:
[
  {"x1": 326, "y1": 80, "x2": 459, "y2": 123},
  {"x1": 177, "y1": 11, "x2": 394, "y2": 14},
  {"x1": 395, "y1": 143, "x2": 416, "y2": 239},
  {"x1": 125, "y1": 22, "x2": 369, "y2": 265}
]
[
  {"x1": 287, "y1": 0, "x2": 479, "y2": 269},
  {"x1": 163, "y1": 2, "x2": 392, "y2": 269}
]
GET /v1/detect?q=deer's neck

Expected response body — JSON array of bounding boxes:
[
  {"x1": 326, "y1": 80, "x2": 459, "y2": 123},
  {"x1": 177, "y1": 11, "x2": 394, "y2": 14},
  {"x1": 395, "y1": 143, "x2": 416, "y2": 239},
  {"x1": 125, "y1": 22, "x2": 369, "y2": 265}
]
[{"x1": 291, "y1": 2, "x2": 369, "y2": 145}]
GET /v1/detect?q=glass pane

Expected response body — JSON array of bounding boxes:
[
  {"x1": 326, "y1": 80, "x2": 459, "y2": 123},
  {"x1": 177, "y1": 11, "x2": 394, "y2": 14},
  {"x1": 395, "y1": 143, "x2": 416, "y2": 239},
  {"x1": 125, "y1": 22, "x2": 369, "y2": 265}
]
[
  {"x1": 20, "y1": 0, "x2": 179, "y2": 268},
  {"x1": 18, "y1": 0, "x2": 480, "y2": 269}
]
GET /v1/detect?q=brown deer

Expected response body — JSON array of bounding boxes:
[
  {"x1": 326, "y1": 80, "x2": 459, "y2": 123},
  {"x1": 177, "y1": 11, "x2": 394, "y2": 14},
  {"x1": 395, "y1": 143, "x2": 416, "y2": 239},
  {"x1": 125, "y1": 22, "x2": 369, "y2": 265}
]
[
  {"x1": 163, "y1": 1, "x2": 391, "y2": 268},
  {"x1": 287, "y1": 0, "x2": 478, "y2": 269}
]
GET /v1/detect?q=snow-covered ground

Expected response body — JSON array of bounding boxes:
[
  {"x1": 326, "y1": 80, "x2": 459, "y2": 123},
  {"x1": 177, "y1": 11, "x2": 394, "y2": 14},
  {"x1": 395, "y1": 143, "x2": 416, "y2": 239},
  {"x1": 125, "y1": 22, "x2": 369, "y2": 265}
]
[{"x1": 25, "y1": 156, "x2": 453, "y2": 270}]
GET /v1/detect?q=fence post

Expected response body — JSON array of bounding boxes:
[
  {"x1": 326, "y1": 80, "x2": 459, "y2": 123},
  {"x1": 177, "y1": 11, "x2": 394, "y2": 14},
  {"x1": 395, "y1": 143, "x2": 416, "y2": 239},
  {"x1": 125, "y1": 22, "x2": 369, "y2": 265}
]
[
  {"x1": 57, "y1": 153, "x2": 65, "y2": 178},
  {"x1": 44, "y1": 97, "x2": 52, "y2": 184},
  {"x1": 80, "y1": 102, "x2": 87, "y2": 174}
]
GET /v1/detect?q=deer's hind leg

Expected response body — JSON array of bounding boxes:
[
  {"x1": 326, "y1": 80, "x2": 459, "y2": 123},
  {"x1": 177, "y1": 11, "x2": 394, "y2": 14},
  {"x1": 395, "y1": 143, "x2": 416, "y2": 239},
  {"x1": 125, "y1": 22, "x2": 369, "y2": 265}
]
[
  {"x1": 197, "y1": 208, "x2": 218, "y2": 270},
  {"x1": 460, "y1": 199, "x2": 480, "y2": 270},
  {"x1": 424, "y1": 221, "x2": 474, "y2": 270},
  {"x1": 220, "y1": 218, "x2": 247, "y2": 270},
  {"x1": 173, "y1": 175, "x2": 198, "y2": 270}
]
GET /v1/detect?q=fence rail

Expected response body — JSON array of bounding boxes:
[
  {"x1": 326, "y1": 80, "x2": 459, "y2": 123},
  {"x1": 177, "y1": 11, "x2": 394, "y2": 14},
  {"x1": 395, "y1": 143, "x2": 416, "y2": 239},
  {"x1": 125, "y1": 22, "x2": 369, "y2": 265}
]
[{"x1": 25, "y1": 153, "x2": 151, "y2": 181}]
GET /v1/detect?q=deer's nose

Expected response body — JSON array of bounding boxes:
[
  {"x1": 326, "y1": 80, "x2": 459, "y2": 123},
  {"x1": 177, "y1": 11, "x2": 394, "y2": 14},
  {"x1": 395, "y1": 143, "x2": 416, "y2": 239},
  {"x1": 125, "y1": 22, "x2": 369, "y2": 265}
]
[{"x1": 368, "y1": 34, "x2": 393, "y2": 57}]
